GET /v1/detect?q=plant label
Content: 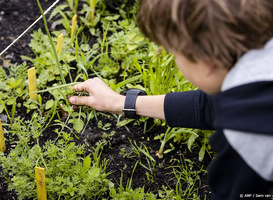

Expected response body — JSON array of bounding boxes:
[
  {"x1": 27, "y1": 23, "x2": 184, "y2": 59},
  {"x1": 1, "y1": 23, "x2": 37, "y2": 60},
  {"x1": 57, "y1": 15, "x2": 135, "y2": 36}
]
[
  {"x1": 90, "y1": 0, "x2": 95, "y2": 25},
  {"x1": 71, "y1": 15, "x2": 77, "y2": 40},
  {"x1": 57, "y1": 33, "x2": 63, "y2": 55},
  {"x1": 0, "y1": 120, "x2": 6, "y2": 152},
  {"x1": 28, "y1": 67, "x2": 38, "y2": 100},
  {"x1": 35, "y1": 167, "x2": 47, "y2": 200}
]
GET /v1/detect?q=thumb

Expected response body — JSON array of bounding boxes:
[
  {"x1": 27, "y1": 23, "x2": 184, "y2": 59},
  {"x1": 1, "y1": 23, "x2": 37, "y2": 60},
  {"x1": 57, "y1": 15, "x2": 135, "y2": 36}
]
[{"x1": 68, "y1": 96, "x2": 91, "y2": 106}]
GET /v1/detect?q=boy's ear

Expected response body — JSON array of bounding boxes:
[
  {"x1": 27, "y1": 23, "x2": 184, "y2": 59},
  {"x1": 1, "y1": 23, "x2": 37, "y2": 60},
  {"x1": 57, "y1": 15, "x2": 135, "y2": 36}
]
[{"x1": 204, "y1": 58, "x2": 222, "y2": 76}]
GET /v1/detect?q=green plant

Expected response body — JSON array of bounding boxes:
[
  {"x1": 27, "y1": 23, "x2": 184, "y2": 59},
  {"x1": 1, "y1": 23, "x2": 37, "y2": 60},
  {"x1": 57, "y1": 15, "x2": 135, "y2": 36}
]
[
  {"x1": 68, "y1": 107, "x2": 86, "y2": 133},
  {"x1": 135, "y1": 48, "x2": 196, "y2": 96},
  {"x1": 77, "y1": 0, "x2": 106, "y2": 36},
  {"x1": 0, "y1": 113, "x2": 113, "y2": 200},
  {"x1": 37, "y1": 0, "x2": 66, "y2": 85},
  {"x1": 22, "y1": 29, "x2": 74, "y2": 85},
  {"x1": 110, "y1": 162, "x2": 157, "y2": 200},
  {"x1": 66, "y1": 0, "x2": 79, "y2": 14},
  {"x1": 110, "y1": 184, "x2": 157, "y2": 200},
  {"x1": 154, "y1": 128, "x2": 181, "y2": 159},
  {"x1": 154, "y1": 128, "x2": 203, "y2": 159},
  {"x1": 195, "y1": 131, "x2": 213, "y2": 162},
  {"x1": 0, "y1": 63, "x2": 29, "y2": 117},
  {"x1": 130, "y1": 140, "x2": 157, "y2": 183},
  {"x1": 166, "y1": 155, "x2": 207, "y2": 200}
]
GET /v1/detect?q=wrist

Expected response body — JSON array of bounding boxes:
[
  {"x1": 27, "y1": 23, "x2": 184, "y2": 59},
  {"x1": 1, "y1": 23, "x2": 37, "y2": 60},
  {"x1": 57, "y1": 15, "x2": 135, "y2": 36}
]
[
  {"x1": 113, "y1": 94, "x2": 126, "y2": 114},
  {"x1": 135, "y1": 95, "x2": 166, "y2": 120}
]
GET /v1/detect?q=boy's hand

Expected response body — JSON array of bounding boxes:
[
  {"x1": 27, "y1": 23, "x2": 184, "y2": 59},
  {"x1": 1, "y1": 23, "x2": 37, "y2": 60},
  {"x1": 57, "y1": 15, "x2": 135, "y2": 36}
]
[{"x1": 68, "y1": 78, "x2": 125, "y2": 114}]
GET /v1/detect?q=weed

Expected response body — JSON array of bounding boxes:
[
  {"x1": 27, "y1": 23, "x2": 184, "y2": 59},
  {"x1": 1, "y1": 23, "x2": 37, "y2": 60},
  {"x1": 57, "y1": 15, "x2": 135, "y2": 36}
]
[
  {"x1": 110, "y1": 162, "x2": 157, "y2": 200},
  {"x1": 166, "y1": 154, "x2": 207, "y2": 199},
  {"x1": 130, "y1": 140, "x2": 157, "y2": 183}
]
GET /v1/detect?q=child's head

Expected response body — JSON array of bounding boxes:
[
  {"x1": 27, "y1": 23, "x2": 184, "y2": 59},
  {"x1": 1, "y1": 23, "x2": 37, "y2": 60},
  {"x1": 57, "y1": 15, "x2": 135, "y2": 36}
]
[{"x1": 137, "y1": 0, "x2": 273, "y2": 70}]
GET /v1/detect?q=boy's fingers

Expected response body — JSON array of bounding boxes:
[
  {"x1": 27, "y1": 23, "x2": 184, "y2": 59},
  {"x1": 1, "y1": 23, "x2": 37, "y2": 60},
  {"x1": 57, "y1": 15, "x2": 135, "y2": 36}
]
[
  {"x1": 72, "y1": 82, "x2": 85, "y2": 92},
  {"x1": 72, "y1": 80, "x2": 91, "y2": 92},
  {"x1": 68, "y1": 96, "x2": 91, "y2": 106},
  {"x1": 93, "y1": 77, "x2": 105, "y2": 85}
]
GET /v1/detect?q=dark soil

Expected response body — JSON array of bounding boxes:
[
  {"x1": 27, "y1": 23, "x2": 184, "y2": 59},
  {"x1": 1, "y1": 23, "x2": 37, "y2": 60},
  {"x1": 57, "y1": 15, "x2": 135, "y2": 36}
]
[
  {"x1": 0, "y1": 0, "x2": 212, "y2": 199},
  {"x1": 0, "y1": 0, "x2": 58, "y2": 64}
]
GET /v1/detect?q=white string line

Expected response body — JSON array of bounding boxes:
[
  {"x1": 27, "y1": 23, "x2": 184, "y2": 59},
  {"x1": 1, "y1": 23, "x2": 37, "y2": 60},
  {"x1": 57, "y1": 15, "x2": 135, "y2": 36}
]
[{"x1": 0, "y1": 0, "x2": 61, "y2": 57}]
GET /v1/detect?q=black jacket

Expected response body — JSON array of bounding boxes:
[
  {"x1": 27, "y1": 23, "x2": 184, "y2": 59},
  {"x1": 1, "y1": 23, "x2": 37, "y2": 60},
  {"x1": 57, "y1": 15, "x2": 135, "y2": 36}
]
[{"x1": 164, "y1": 82, "x2": 273, "y2": 199}]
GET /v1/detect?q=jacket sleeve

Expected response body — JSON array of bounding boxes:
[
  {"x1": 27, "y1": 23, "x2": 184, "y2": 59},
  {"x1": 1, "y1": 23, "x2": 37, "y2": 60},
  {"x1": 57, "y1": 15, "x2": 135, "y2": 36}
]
[{"x1": 164, "y1": 90, "x2": 215, "y2": 130}]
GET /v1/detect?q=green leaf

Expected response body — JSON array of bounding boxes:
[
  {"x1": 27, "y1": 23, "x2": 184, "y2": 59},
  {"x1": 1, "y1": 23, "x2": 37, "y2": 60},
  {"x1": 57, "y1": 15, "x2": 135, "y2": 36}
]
[
  {"x1": 111, "y1": 75, "x2": 142, "y2": 90},
  {"x1": 90, "y1": 167, "x2": 100, "y2": 178},
  {"x1": 127, "y1": 44, "x2": 137, "y2": 51},
  {"x1": 154, "y1": 135, "x2": 161, "y2": 140},
  {"x1": 127, "y1": 32, "x2": 136, "y2": 40},
  {"x1": 116, "y1": 119, "x2": 134, "y2": 128},
  {"x1": 133, "y1": 36, "x2": 144, "y2": 44},
  {"x1": 104, "y1": 15, "x2": 120, "y2": 21},
  {"x1": 164, "y1": 149, "x2": 173, "y2": 154},
  {"x1": 73, "y1": 118, "x2": 84, "y2": 133},
  {"x1": 0, "y1": 103, "x2": 3, "y2": 114},
  {"x1": 83, "y1": 155, "x2": 91, "y2": 171},
  {"x1": 77, "y1": 63, "x2": 89, "y2": 79},
  {"x1": 45, "y1": 99, "x2": 54, "y2": 110},
  {"x1": 62, "y1": 104, "x2": 73, "y2": 112},
  {"x1": 80, "y1": 44, "x2": 91, "y2": 52},
  {"x1": 7, "y1": 97, "x2": 16, "y2": 105},
  {"x1": 199, "y1": 144, "x2": 206, "y2": 162},
  {"x1": 187, "y1": 132, "x2": 199, "y2": 151}
]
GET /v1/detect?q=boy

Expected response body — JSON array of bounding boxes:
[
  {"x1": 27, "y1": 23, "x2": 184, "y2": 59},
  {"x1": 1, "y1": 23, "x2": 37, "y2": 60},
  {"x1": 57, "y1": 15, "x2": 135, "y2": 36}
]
[{"x1": 68, "y1": 0, "x2": 273, "y2": 199}]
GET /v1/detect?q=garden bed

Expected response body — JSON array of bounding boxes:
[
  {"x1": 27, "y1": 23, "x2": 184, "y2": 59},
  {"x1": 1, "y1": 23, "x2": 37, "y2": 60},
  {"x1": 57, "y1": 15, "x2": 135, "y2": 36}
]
[{"x1": 0, "y1": 0, "x2": 213, "y2": 199}]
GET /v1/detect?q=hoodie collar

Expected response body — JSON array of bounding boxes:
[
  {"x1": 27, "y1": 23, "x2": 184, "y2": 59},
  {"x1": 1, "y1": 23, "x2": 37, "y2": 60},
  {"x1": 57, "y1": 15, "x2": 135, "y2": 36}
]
[{"x1": 222, "y1": 37, "x2": 273, "y2": 91}]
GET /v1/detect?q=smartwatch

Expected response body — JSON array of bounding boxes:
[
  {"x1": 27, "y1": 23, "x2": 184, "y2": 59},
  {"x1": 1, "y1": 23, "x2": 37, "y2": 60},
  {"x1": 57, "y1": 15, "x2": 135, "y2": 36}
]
[{"x1": 123, "y1": 89, "x2": 147, "y2": 119}]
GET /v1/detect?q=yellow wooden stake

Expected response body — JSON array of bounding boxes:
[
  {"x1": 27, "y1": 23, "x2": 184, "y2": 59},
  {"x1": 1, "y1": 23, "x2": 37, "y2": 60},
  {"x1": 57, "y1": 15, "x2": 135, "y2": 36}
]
[
  {"x1": 0, "y1": 120, "x2": 6, "y2": 152},
  {"x1": 28, "y1": 67, "x2": 37, "y2": 100},
  {"x1": 57, "y1": 33, "x2": 63, "y2": 55},
  {"x1": 35, "y1": 167, "x2": 47, "y2": 200},
  {"x1": 90, "y1": 0, "x2": 95, "y2": 25},
  {"x1": 71, "y1": 15, "x2": 77, "y2": 40}
]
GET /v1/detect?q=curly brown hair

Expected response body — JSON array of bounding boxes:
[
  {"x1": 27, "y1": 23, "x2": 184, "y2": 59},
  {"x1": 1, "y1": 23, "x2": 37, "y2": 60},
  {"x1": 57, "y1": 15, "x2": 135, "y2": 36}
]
[{"x1": 137, "y1": 0, "x2": 273, "y2": 69}]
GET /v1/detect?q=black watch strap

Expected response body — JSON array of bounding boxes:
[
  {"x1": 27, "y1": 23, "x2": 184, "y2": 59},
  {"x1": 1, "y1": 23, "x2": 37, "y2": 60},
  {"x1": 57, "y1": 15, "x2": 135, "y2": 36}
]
[{"x1": 123, "y1": 89, "x2": 147, "y2": 119}]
